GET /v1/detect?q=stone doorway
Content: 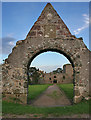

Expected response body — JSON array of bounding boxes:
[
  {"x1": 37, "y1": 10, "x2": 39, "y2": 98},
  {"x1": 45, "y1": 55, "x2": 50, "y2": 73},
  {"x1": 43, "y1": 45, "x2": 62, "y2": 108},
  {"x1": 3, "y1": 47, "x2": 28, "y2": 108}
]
[
  {"x1": 27, "y1": 49, "x2": 75, "y2": 104},
  {"x1": 53, "y1": 80, "x2": 57, "y2": 83}
]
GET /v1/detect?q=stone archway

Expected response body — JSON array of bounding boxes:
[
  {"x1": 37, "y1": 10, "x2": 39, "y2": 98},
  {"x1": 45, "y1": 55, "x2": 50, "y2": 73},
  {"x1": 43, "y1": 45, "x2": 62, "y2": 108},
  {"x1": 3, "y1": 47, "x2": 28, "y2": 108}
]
[
  {"x1": 2, "y1": 3, "x2": 90, "y2": 104},
  {"x1": 27, "y1": 48, "x2": 75, "y2": 103}
]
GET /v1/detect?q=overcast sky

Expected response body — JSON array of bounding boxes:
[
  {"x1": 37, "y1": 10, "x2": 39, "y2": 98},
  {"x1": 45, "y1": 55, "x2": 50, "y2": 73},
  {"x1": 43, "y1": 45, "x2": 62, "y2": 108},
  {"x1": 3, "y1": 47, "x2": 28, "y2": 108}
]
[{"x1": 1, "y1": 2, "x2": 90, "y2": 72}]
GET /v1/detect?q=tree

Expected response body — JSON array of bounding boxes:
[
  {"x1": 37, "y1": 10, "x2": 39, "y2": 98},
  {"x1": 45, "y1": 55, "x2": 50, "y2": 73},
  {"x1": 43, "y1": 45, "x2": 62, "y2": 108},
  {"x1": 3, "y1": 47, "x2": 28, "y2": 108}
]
[
  {"x1": 53, "y1": 67, "x2": 63, "y2": 73},
  {"x1": 28, "y1": 67, "x2": 41, "y2": 84}
]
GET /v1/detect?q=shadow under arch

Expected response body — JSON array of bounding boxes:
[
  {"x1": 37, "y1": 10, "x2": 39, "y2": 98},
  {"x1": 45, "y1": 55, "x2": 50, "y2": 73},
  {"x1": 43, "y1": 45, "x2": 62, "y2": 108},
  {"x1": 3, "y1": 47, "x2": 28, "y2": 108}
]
[{"x1": 27, "y1": 48, "x2": 75, "y2": 104}]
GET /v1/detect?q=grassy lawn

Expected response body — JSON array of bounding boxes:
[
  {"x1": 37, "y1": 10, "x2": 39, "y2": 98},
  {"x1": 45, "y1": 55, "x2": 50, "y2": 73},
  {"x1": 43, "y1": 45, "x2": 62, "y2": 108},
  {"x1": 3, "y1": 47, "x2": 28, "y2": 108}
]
[
  {"x1": 2, "y1": 84, "x2": 90, "y2": 117},
  {"x1": 58, "y1": 84, "x2": 74, "y2": 100},
  {"x1": 27, "y1": 84, "x2": 50, "y2": 103},
  {"x1": 2, "y1": 100, "x2": 90, "y2": 117}
]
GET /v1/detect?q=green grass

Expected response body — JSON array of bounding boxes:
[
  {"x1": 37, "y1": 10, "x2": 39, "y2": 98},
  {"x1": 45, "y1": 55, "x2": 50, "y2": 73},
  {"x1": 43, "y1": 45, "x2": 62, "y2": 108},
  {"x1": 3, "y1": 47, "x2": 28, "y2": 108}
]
[
  {"x1": 2, "y1": 100, "x2": 90, "y2": 116},
  {"x1": 2, "y1": 84, "x2": 90, "y2": 117},
  {"x1": 27, "y1": 84, "x2": 50, "y2": 103},
  {"x1": 58, "y1": 84, "x2": 74, "y2": 100}
]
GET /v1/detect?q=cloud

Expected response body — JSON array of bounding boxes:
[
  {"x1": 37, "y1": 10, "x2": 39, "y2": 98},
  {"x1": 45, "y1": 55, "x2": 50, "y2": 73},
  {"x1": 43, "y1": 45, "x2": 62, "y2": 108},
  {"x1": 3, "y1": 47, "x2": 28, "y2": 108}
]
[
  {"x1": 31, "y1": 65, "x2": 63, "y2": 73},
  {"x1": 74, "y1": 14, "x2": 89, "y2": 35},
  {"x1": 6, "y1": 33, "x2": 14, "y2": 38},
  {"x1": 8, "y1": 41, "x2": 15, "y2": 46},
  {"x1": 1, "y1": 36, "x2": 16, "y2": 54}
]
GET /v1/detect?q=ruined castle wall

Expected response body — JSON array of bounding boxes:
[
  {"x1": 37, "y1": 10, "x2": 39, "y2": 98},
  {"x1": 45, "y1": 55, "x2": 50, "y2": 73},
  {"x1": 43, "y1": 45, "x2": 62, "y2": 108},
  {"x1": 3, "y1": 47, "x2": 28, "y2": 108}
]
[
  {"x1": 44, "y1": 71, "x2": 73, "y2": 84},
  {"x1": 63, "y1": 64, "x2": 73, "y2": 77}
]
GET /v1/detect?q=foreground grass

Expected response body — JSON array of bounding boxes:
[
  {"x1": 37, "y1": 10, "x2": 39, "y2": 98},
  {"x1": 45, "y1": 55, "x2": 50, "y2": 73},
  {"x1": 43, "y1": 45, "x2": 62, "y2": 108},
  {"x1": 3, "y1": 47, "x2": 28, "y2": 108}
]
[
  {"x1": 58, "y1": 84, "x2": 74, "y2": 100},
  {"x1": 2, "y1": 84, "x2": 90, "y2": 117},
  {"x1": 2, "y1": 100, "x2": 90, "y2": 116},
  {"x1": 27, "y1": 84, "x2": 50, "y2": 102}
]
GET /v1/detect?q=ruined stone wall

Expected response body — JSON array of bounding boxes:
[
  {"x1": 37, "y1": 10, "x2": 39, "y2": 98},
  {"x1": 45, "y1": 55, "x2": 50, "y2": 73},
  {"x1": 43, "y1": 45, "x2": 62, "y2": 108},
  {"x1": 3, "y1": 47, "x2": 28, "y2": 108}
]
[
  {"x1": 43, "y1": 64, "x2": 73, "y2": 84},
  {"x1": 44, "y1": 72, "x2": 73, "y2": 84},
  {"x1": 2, "y1": 3, "x2": 91, "y2": 104},
  {"x1": 63, "y1": 64, "x2": 73, "y2": 77}
]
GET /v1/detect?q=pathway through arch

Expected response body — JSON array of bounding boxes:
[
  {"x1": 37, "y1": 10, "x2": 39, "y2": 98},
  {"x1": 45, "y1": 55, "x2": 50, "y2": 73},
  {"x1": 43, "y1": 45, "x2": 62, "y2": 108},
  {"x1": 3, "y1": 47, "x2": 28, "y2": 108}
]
[{"x1": 31, "y1": 84, "x2": 72, "y2": 107}]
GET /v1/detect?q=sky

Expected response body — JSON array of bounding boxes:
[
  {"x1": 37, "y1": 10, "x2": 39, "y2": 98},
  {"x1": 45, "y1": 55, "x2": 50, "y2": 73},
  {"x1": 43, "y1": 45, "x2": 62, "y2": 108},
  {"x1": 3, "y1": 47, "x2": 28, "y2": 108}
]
[
  {"x1": 1, "y1": 2, "x2": 90, "y2": 72},
  {"x1": 31, "y1": 52, "x2": 70, "y2": 73}
]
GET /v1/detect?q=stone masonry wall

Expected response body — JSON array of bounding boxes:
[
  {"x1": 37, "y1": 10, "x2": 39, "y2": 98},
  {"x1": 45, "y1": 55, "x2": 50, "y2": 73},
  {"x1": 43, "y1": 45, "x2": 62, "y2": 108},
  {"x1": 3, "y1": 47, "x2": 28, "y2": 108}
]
[
  {"x1": 44, "y1": 73, "x2": 73, "y2": 84},
  {"x1": 63, "y1": 64, "x2": 73, "y2": 77},
  {"x1": 43, "y1": 64, "x2": 73, "y2": 84},
  {"x1": 2, "y1": 3, "x2": 91, "y2": 104}
]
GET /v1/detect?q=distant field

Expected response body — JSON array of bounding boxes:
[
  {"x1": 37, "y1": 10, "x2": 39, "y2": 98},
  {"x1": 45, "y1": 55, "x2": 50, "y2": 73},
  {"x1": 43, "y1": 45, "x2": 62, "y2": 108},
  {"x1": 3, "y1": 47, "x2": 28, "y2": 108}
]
[{"x1": 27, "y1": 84, "x2": 50, "y2": 103}]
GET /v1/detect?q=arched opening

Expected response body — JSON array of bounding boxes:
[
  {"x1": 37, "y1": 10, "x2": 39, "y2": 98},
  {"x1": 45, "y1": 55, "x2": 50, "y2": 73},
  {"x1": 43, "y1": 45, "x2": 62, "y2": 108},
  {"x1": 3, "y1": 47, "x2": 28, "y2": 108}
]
[
  {"x1": 27, "y1": 49, "x2": 75, "y2": 105},
  {"x1": 53, "y1": 79, "x2": 57, "y2": 83}
]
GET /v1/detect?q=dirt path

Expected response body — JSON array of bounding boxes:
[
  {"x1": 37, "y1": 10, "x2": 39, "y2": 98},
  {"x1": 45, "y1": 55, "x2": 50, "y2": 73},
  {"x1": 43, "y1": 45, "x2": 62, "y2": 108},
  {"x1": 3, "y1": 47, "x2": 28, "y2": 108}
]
[
  {"x1": 3, "y1": 113, "x2": 90, "y2": 118},
  {"x1": 31, "y1": 84, "x2": 71, "y2": 107}
]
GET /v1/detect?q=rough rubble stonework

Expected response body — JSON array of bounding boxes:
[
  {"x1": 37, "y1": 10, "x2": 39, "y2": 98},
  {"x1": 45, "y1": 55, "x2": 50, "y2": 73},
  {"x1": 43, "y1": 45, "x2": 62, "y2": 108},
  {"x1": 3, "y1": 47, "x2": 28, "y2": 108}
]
[
  {"x1": 2, "y1": 3, "x2": 91, "y2": 104},
  {"x1": 41, "y1": 64, "x2": 73, "y2": 84}
]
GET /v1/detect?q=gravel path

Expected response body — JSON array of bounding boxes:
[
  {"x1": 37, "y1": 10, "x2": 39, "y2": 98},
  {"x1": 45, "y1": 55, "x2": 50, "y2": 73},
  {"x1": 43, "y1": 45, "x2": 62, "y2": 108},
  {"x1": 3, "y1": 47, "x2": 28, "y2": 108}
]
[{"x1": 31, "y1": 84, "x2": 71, "y2": 107}]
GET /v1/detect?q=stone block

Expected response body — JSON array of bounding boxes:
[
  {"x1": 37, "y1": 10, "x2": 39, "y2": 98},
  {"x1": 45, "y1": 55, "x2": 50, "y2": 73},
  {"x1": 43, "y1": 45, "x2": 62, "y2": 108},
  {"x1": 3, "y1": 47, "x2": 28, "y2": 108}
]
[
  {"x1": 74, "y1": 95, "x2": 83, "y2": 103},
  {"x1": 24, "y1": 82, "x2": 28, "y2": 88}
]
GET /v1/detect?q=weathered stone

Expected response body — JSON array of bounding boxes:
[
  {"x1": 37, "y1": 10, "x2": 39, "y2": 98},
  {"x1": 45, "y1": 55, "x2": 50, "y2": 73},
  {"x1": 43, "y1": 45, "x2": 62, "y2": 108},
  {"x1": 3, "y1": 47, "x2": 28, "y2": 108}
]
[
  {"x1": 24, "y1": 82, "x2": 27, "y2": 88},
  {"x1": 16, "y1": 40, "x2": 23, "y2": 45},
  {"x1": 38, "y1": 31, "x2": 43, "y2": 36},
  {"x1": 74, "y1": 95, "x2": 83, "y2": 103},
  {"x1": 33, "y1": 25, "x2": 41, "y2": 30},
  {"x1": 13, "y1": 89, "x2": 20, "y2": 94},
  {"x1": 75, "y1": 89, "x2": 80, "y2": 96},
  {"x1": 2, "y1": 3, "x2": 91, "y2": 104},
  {"x1": 43, "y1": 64, "x2": 73, "y2": 84},
  {"x1": 29, "y1": 31, "x2": 36, "y2": 37}
]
